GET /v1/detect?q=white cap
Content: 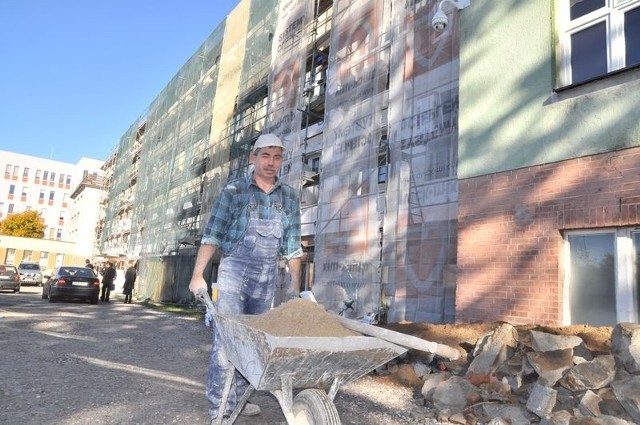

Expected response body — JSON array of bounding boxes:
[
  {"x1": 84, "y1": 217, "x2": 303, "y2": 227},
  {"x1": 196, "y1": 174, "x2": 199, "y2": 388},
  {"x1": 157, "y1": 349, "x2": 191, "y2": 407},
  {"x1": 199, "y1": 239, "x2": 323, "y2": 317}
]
[{"x1": 252, "y1": 133, "x2": 285, "y2": 153}]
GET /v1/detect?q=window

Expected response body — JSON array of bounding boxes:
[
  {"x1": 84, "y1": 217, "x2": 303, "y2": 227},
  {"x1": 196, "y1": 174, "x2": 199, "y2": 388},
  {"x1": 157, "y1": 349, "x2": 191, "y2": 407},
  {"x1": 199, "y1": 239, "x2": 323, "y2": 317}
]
[
  {"x1": 21, "y1": 186, "x2": 28, "y2": 200},
  {"x1": 558, "y1": 0, "x2": 640, "y2": 87},
  {"x1": 40, "y1": 252, "x2": 49, "y2": 268},
  {"x1": 39, "y1": 189, "x2": 45, "y2": 203},
  {"x1": 8, "y1": 204, "x2": 14, "y2": 214},
  {"x1": 12, "y1": 166, "x2": 18, "y2": 178},
  {"x1": 8, "y1": 185, "x2": 15, "y2": 195},
  {"x1": 62, "y1": 193, "x2": 69, "y2": 207},
  {"x1": 35, "y1": 169, "x2": 41, "y2": 182},
  {"x1": 23, "y1": 250, "x2": 33, "y2": 261},
  {"x1": 66, "y1": 175, "x2": 71, "y2": 187},
  {"x1": 59, "y1": 173, "x2": 65, "y2": 186},
  {"x1": 23, "y1": 167, "x2": 29, "y2": 180},
  {"x1": 43, "y1": 171, "x2": 49, "y2": 182},
  {"x1": 5, "y1": 249, "x2": 16, "y2": 265},
  {"x1": 4, "y1": 164, "x2": 11, "y2": 178},
  {"x1": 564, "y1": 228, "x2": 640, "y2": 326}
]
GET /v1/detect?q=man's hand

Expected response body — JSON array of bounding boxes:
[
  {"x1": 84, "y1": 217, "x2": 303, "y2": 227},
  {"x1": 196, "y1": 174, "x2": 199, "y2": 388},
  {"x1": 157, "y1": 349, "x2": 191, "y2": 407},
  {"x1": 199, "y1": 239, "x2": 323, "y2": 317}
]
[{"x1": 189, "y1": 276, "x2": 207, "y2": 296}]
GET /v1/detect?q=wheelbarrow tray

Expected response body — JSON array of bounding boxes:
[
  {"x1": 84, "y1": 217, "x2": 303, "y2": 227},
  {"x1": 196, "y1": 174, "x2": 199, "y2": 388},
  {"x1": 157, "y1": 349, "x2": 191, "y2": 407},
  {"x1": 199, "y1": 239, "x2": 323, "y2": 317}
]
[{"x1": 214, "y1": 312, "x2": 407, "y2": 392}]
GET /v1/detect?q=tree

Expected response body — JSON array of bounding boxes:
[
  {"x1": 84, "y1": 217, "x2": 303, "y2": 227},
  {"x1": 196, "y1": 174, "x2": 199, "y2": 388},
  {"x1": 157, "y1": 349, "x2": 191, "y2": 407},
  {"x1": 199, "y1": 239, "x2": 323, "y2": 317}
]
[{"x1": 0, "y1": 210, "x2": 46, "y2": 238}]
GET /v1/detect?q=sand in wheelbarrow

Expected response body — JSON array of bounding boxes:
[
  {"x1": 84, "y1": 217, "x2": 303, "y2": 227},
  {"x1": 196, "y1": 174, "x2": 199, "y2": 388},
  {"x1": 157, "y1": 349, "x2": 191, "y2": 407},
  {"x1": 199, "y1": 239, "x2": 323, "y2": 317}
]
[{"x1": 245, "y1": 298, "x2": 361, "y2": 337}]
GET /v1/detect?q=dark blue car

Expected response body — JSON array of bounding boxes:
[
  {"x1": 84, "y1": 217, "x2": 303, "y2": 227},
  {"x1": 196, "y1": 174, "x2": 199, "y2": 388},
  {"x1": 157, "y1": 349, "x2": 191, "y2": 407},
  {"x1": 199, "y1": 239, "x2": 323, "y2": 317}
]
[{"x1": 42, "y1": 266, "x2": 100, "y2": 304}]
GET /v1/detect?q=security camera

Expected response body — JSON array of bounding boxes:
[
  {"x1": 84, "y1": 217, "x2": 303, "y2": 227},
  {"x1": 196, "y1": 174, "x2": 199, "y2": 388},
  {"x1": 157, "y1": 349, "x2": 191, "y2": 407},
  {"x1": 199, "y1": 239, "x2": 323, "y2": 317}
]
[{"x1": 432, "y1": 9, "x2": 449, "y2": 31}]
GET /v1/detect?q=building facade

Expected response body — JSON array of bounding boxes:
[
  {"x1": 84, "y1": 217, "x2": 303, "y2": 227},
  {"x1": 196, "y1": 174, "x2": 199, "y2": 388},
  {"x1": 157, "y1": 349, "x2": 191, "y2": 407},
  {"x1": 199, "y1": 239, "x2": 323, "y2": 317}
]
[
  {"x1": 0, "y1": 151, "x2": 104, "y2": 266},
  {"x1": 99, "y1": 0, "x2": 640, "y2": 326},
  {"x1": 456, "y1": 0, "x2": 640, "y2": 326},
  {"x1": 99, "y1": 0, "x2": 461, "y2": 322}
]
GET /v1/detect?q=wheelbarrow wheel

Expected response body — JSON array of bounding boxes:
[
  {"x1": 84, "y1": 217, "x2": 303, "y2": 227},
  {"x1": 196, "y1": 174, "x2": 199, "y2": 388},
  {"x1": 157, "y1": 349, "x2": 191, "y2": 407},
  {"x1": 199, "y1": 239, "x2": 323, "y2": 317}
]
[{"x1": 291, "y1": 389, "x2": 341, "y2": 425}]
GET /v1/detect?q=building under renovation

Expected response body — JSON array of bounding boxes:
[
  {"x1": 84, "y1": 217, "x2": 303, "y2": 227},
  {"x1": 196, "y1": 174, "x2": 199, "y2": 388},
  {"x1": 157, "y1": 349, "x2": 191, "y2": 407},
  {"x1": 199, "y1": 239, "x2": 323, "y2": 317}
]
[{"x1": 99, "y1": 0, "x2": 460, "y2": 324}]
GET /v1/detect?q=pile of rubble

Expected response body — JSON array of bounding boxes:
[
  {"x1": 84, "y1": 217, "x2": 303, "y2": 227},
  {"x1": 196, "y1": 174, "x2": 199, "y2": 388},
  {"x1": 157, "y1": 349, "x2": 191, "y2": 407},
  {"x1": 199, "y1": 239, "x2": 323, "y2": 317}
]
[{"x1": 387, "y1": 322, "x2": 640, "y2": 424}]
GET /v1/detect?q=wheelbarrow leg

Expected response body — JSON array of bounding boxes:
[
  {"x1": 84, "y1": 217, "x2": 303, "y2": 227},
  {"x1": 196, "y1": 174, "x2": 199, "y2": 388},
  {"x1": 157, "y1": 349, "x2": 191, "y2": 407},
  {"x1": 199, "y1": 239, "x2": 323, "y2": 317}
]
[
  {"x1": 212, "y1": 363, "x2": 236, "y2": 425},
  {"x1": 328, "y1": 374, "x2": 346, "y2": 402},
  {"x1": 271, "y1": 374, "x2": 296, "y2": 424},
  {"x1": 225, "y1": 382, "x2": 255, "y2": 425}
]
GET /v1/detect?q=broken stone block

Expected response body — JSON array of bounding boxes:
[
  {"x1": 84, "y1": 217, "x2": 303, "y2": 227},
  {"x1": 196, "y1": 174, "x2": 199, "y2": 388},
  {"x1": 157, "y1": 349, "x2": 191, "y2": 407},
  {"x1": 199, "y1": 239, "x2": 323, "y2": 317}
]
[
  {"x1": 559, "y1": 355, "x2": 616, "y2": 391},
  {"x1": 611, "y1": 322, "x2": 640, "y2": 374},
  {"x1": 467, "y1": 323, "x2": 518, "y2": 377},
  {"x1": 530, "y1": 330, "x2": 584, "y2": 352},
  {"x1": 573, "y1": 343, "x2": 596, "y2": 364},
  {"x1": 610, "y1": 376, "x2": 640, "y2": 423},
  {"x1": 527, "y1": 348, "x2": 574, "y2": 386},
  {"x1": 526, "y1": 382, "x2": 557, "y2": 418},
  {"x1": 473, "y1": 402, "x2": 535, "y2": 425},
  {"x1": 540, "y1": 409, "x2": 571, "y2": 425},
  {"x1": 432, "y1": 375, "x2": 479, "y2": 414},
  {"x1": 578, "y1": 390, "x2": 603, "y2": 417},
  {"x1": 597, "y1": 387, "x2": 630, "y2": 419}
]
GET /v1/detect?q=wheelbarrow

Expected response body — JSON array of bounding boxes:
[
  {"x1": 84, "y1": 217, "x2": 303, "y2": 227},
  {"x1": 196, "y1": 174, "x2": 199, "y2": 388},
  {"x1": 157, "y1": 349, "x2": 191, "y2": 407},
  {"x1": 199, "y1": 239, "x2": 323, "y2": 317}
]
[{"x1": 196, "y1": 289, "x2": 460, "y2": 425}]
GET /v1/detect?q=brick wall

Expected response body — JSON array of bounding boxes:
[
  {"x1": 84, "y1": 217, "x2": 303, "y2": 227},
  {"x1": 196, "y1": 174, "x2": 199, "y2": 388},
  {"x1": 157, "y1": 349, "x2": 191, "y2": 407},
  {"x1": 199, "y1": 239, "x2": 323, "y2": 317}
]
[{"x1": 457, "y1": 147, "x2": 640, "y2": 325}]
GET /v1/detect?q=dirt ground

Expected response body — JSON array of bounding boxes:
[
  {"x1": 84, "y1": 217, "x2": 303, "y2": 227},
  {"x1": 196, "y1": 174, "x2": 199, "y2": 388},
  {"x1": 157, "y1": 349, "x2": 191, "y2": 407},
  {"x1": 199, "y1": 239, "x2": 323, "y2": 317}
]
[
  {"x1": 1, "y1": 287, "x2": 614, "y2": 425},
  {"x1": 387, "y1": 321, "x2": 613, "y2": 356}
]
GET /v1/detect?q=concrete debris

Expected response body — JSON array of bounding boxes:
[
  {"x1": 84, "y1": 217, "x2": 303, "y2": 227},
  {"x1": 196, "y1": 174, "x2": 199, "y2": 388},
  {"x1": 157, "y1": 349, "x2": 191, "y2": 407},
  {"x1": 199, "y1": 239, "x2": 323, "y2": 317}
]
[
  {"x1": 611, "y1": 322, "x2": 640, "y2": 374},
  {"x1": 558, "y1": 355, "x2": 616, "y2": 391},
  {"x1": 400, "y1": 323, "x2": 640, "y2": 424}
]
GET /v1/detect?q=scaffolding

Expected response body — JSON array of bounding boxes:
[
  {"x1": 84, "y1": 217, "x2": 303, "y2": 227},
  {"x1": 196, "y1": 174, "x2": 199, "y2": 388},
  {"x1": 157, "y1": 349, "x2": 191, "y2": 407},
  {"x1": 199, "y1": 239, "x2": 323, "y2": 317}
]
[{"x1": 100, "y1": 0, "x2": 461, "y2": 324}]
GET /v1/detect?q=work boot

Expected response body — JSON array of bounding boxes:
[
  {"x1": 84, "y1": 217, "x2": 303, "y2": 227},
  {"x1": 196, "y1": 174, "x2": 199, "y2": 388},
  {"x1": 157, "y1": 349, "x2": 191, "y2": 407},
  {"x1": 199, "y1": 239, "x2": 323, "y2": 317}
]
[{"x1": 240, "y1": 403, "x2": 261, "y2": 416}]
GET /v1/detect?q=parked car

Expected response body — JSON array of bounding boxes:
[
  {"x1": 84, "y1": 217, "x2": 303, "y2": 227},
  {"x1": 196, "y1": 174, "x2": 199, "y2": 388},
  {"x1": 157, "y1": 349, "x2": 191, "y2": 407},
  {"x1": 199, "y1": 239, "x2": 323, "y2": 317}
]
[
  {"x1": 42, "y1": 266, "x2": 100, "y2": 304},
  {"x1": 0, "y1": 264, "x2": 21, "y2": 293},
  {"x1": 18, "y1": 262, "x2": 43, "y2": 286}
]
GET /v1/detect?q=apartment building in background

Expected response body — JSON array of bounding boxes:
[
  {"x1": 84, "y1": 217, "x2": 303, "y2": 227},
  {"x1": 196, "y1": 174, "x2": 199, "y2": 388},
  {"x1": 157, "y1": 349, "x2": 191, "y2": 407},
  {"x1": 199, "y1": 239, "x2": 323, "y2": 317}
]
[{"x1": 0, "y1": 150, "x2": 104, "y2": 267}]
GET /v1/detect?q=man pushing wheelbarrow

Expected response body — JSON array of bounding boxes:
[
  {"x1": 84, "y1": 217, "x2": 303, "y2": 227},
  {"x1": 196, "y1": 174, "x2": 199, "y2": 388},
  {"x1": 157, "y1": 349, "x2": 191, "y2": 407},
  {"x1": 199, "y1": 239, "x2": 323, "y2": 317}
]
[{"x1": 189, "y1": 134, "x2": 304, "y2": 423}]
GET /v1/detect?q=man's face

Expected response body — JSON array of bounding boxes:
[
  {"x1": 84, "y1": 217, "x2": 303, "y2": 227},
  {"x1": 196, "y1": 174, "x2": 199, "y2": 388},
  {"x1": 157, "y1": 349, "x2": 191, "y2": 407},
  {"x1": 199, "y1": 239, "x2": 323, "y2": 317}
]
[{"x1": 251, "y1": 146, "x2": 284, "y2": 182}]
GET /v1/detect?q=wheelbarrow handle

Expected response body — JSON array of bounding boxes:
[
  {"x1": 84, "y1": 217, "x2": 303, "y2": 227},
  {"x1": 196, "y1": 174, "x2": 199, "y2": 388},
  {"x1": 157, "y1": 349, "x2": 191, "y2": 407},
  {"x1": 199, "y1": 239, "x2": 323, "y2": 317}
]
[
  {"x1": 196, "y1": 287, "x2": 216, "y2": 315},
  {"x1": 335, "y1": 315, "x2": 461, "y2": 361}
]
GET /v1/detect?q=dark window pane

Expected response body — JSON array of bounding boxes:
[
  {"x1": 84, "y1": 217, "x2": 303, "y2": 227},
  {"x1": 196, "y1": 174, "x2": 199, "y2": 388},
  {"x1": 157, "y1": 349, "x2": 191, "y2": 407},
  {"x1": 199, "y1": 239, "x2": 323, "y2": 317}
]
[
  {"x1": 571, "y1": 22, "x2": 607, "y2": 84},
  {"x1": 626, "y1": 7, "x2": 640, "y2": 67},
  {"x1": 570, "y1": 0, "x2": 605, "y2": 20}
]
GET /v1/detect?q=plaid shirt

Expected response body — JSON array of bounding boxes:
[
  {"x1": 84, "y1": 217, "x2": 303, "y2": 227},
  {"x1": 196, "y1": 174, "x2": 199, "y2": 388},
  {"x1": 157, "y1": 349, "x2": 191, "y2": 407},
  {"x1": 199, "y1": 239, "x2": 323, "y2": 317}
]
[{"x1": 201, "y1": 173, "x2": 303, "y2": 260}]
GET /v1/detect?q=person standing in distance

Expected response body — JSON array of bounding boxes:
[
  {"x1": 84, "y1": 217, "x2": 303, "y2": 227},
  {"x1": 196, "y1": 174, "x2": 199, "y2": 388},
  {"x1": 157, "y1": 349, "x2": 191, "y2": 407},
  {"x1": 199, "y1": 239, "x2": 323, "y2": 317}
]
[
  {"x1": 189, "y1": 133, "x2": 303, "y2": 421},
  {"x1": 100, "y1": 261, "x2": 116, "y2": 303},
  {"x1": 123, "y1": 261, "x2": 137, "y2": 304}
]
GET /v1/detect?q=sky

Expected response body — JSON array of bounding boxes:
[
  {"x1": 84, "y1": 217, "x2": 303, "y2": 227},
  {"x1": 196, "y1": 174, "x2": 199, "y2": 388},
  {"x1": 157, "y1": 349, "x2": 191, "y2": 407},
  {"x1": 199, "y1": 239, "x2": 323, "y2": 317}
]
[{"x1": 0, "y1": 0, "x2": 240, "y2": 164}]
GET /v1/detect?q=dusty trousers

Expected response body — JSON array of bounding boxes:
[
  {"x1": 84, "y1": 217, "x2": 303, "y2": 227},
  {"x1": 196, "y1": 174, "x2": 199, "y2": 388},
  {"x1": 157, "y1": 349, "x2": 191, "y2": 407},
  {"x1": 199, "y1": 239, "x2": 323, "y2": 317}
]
[{"x1": 206, "y1": 195, "x2": 283, "y2": 418}]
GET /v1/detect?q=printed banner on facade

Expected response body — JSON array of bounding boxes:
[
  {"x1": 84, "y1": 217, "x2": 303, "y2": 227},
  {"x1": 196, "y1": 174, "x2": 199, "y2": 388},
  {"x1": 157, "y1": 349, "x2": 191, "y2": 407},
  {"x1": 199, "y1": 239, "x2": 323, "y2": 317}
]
[
  {"x1": 313, "y1": 0, "x2": 389, "y2": 318},
  {"x1": 384, "y1": 0, "x2": 460, "y2": 323}
]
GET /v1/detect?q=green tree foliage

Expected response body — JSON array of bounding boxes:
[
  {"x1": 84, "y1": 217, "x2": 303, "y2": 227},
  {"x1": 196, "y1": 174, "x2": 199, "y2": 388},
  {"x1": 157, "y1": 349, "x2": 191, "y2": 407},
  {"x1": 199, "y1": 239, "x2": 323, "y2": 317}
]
[{"x1": 0, "y1": 210, "x2": 46, "y2": 238}]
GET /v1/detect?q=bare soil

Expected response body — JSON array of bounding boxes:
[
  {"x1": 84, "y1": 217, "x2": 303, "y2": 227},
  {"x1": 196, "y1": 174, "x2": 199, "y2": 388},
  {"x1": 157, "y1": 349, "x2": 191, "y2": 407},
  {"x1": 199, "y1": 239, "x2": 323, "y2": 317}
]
[{"x1": 0, "y1": 287, "x2": 614, "y2": 424}]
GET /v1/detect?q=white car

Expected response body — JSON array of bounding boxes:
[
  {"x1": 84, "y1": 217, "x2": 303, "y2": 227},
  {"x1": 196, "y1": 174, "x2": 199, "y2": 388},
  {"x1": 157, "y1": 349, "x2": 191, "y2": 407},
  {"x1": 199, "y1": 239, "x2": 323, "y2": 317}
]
[{"x1": 18, "y1": 262, "x2": 43, "y2": 286}]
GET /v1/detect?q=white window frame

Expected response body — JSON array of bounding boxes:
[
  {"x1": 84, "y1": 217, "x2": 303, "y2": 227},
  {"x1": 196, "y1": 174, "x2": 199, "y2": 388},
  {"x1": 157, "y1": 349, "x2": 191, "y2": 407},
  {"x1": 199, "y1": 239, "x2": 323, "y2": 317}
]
[
  {"x1": 556, "y1": 0, "x2": 640, "y2": 87},
  {"x1": 563, "y1": 227, "x2": 639, "y2": 325}
]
